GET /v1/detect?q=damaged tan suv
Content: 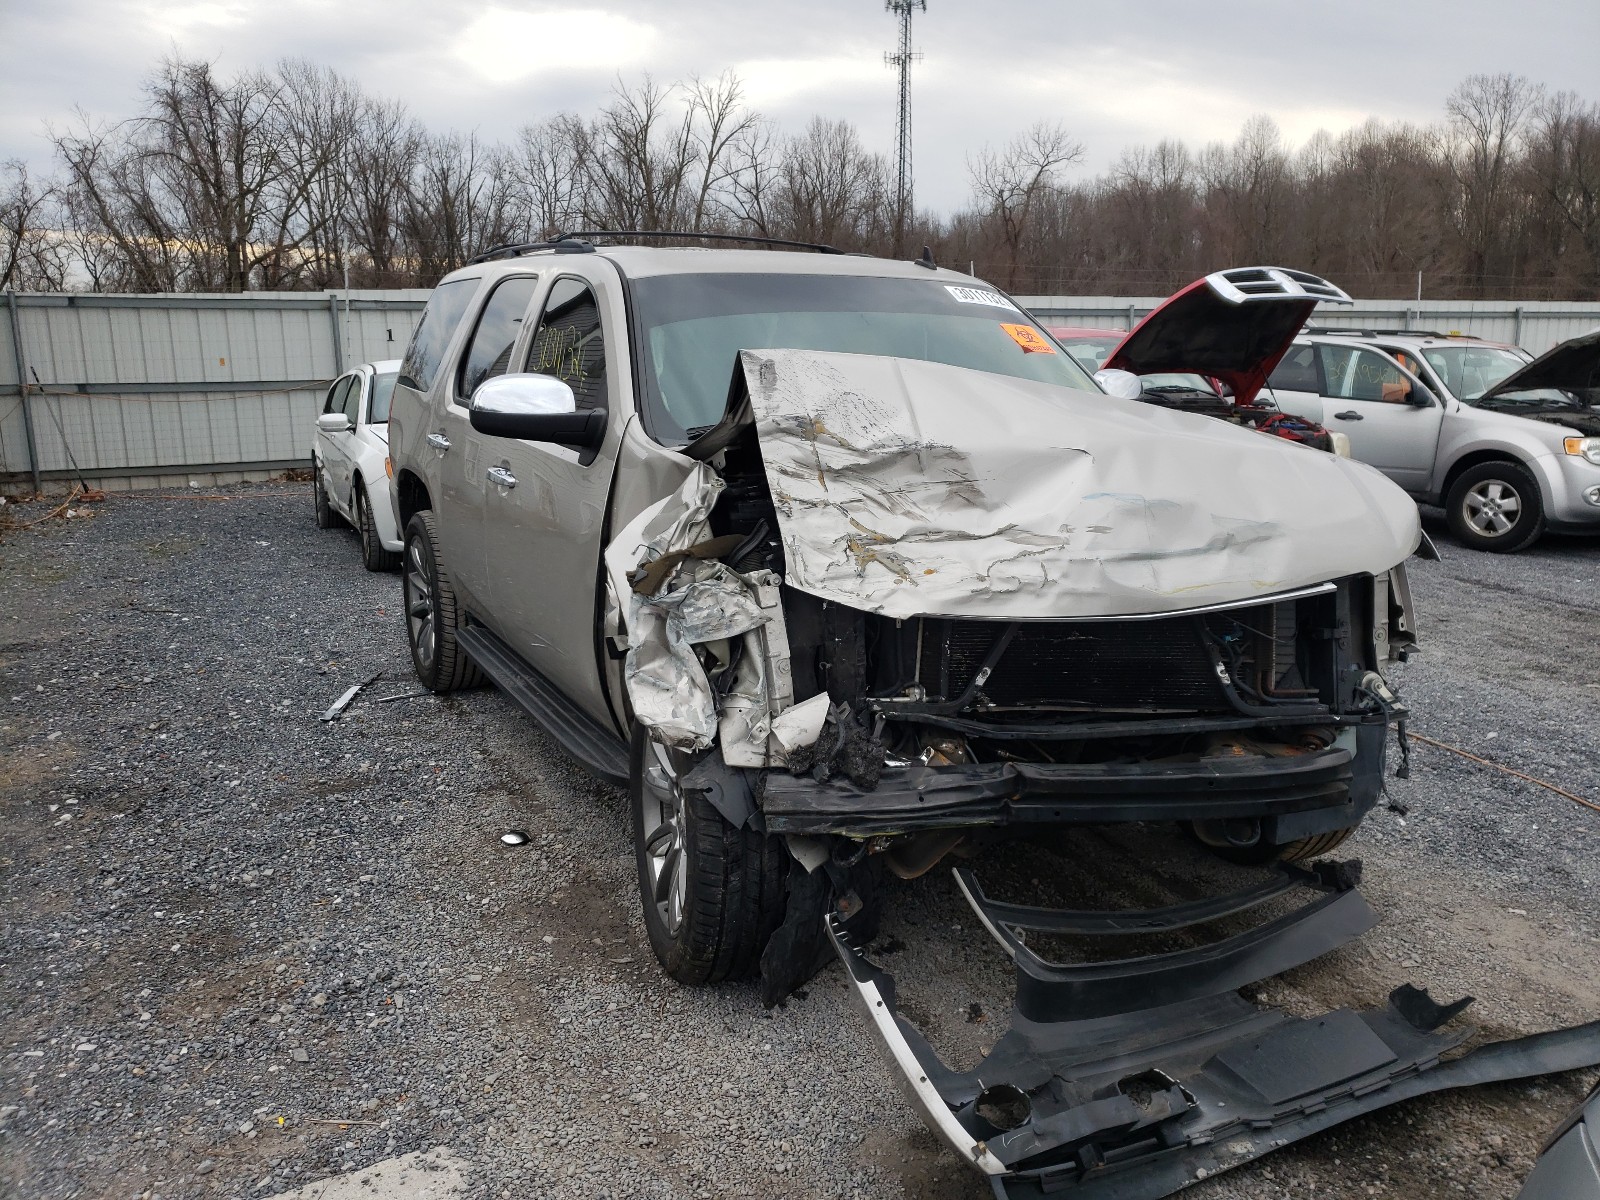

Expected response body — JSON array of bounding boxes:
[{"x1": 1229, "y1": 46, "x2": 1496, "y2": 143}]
[{"x1": 388, "y1": 237, "x2": 1422, "y2": 1000}]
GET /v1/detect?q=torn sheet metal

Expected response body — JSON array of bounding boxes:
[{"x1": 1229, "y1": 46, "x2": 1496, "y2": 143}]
[
  {"x1": 732, "y1": 348, "x2": 1421, "y2": 621},
  {"x1": 603, "y1": 467, "x2": 793, "y2": 755}
]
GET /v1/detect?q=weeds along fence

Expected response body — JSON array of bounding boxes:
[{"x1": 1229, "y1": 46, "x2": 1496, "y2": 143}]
[
  {"x1": 3, "y1": 289, "x2": 1598, "y2": 493},
  {"x1": 1, "y1": 290, "x2": 429, "y2": 493}
]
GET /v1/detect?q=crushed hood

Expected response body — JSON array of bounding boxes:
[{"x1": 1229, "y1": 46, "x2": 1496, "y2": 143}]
[
  {"x1": 1105, "y1": 267, "x2": 1352, "y2": 406},
  {"x1": 1481, "y1": 328, "x2": 1600, "y2": 401},
  {"x1": 696, "y1": 348, "x2": 1419, "y2": 622}
]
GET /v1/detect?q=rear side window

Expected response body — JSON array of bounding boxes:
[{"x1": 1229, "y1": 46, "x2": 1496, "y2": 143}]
[
  {"x1": 1318, "y1": 345, "x2": 1413, "y2": 403},
  {"x1": 458, "y1": 276, "x2": 540, "y2": 403},
  {"x1": 522, "y1": 278, "x2": 608, "y2": 412},
  {"x1": 400, "y1": 277, "x2": 482, "y2": 392},
  {"x1": 1269, "y1": 344, "x2": 1320, "y2": 392}
]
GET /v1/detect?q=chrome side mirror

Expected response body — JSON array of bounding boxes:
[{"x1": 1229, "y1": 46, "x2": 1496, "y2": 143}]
[
  {"x1": 468, "y1": 373, "x2": 604, "y2": 450},
  {"x1": 471, "y1": 373, "x2": 577, "y2": 418},
  {"x1": 317, "y1": 412, "x2": 352, "y2": 433},
  {"x1": 1094, "y1": 369, "x2": 1144, "y2": 400}
]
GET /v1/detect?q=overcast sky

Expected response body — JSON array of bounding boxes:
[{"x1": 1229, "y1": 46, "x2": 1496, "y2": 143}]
[{"x1": 3, "y1": 0, "x2": 1597, "y2": 212}]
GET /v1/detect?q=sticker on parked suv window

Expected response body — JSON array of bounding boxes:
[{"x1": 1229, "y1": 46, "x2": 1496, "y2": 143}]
[
  {"x1": 945, "y1": 285, "x2": 1019, "y2": 311},
  {"x1": 1000, "y1": 323, "x2": 1056, "y2": 354}
]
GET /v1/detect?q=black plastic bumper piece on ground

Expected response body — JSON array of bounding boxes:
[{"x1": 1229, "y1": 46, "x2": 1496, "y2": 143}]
[
  {"x1": 828, "y1": 864, "x2": 1600, "y2": 1200},
  {"x1": 457, "y1": 622, "x2": 629, "y2": 787}
]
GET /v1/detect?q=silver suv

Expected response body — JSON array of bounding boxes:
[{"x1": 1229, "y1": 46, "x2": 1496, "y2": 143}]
[
  {"x1": 1266, "y1": 330, "x2": 1600, "y2": 551},
  {"x1": 386, "y1": 240, "x2": 1422, "y2": 999}
]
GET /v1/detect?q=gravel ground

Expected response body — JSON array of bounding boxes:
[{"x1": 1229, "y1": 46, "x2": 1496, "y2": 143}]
[{"x1": 1, "y1": 485, "x2": 1597, "y2": 1200}]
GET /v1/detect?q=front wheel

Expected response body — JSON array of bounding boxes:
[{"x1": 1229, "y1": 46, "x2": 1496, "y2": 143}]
[
  {"x1": 313, "y1": 461, "x2": 340, "y2": 529},
  {"x1": 630, "y1": 727, "x2": 786, "y2": 985},
  {"x1": 401, "y1": 510, "x2": 482, "y2": 692},
  {"x1": 1445, "y1": 461, "x2": 1545, "y2": 553},
  {"x1": 355, "y1": 485, "x2": 401, "y2": 572}
]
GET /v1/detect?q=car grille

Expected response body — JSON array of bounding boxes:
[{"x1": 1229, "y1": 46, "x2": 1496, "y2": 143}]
[{"x1": 916, "y1": 613, "x2": 1245, "y2": 711}]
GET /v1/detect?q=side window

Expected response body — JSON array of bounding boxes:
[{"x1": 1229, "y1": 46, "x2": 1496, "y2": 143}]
[
  {"x1": 457, "y1": 275, "x2": 541, "y2": 403},
  {"x1": 343, "y1": 375, "x2": 365, "y2": 425},
  {"x1": 522, "y1": 278, "x2": 608, "y2": 412},
  {"x1": 1317, "y1": 346, "x2": 1414, "y2": 404},
  {"x1": 324, "y1": 375, "x2": 354, "y2": 416},
  {"x1": 400, "y1": 277, "x2": 482, "y2": 392},
  {"x1": 1268, "y1": 344, "x2": 1320, "y2": 392}
]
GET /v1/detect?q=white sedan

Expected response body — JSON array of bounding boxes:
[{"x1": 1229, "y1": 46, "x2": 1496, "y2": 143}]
[{"x1": 313, "y1": 359, "x2": 403, "y2": 570}]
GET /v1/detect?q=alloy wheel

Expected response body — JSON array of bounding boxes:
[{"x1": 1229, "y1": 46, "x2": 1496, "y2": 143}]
[
  {"x1": 404, "y1": 537, "x2": 437, "y2": 670},
  {"x1": 638, "y1": 739, "x2": 688, "y2": 937},
  {"x1": 1463, "y1": 479, "x2": 1522, "y2": 536}
]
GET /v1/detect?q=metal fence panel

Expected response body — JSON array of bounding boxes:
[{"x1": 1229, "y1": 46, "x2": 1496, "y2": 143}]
[
  {"x1": 1017, "y1": 297, "x2": 1600, "y2": 353},
  {"x1": 3, "y1": 288, "x2": 1597, "y2": 490},
  {"x1": 1, "y1": 290, "x2": 430, "y2": 488}
]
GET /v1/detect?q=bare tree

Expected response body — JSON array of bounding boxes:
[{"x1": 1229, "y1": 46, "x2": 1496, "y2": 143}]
[
  {"x1": 1437, "y1": 73, "x2": 1543, "y2": 293},
  {"x1": 733, "y1": 117, "x2": 891, "y2": 248},
  {"x1": 345, "y1": 96, "x2": 422, "y2": 285},
  {"x1": 1, "y1": 160, "x2": 68, "y2": 290},
  {"x1": 967, "y1": 122, "x2": 1084, "y2": 289}
]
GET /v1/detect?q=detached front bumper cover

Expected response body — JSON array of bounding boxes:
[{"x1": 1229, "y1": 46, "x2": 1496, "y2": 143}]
[{"x1": 829, "y1": 862, "x2": 1600, "y2": 1199}]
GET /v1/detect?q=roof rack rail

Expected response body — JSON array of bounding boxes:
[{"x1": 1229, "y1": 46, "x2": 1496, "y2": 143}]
[
  {"x1": 1309, "y1": 327, "x2": 1463, "y2": 339},
  {"x1": 467, "y1": 238, "x2": 596, "y2": 265},
  {"x1": 553, "y1": 229, "x2": 847, "y2": 255}
]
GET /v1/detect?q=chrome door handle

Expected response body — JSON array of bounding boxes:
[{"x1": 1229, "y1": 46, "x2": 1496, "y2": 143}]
[
  {"x1": 426, "y1": 432, "x2": 451, "y2": 450},
  {"x1": 1333, "y1": 410, "x2": 1364, "y2": 421},
  {"x1": 486, "y1": 466, "x2": 517, "y2": 488}
]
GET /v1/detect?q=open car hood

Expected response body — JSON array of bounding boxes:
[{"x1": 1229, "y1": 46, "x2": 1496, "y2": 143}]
[
  {"x1": 1481, "y1": 328, "x2": 1600, "y2": 401},
  {"x1": 687, "y1": 348, "x2": 1419, "y2": 622},
  {"x1": 1104, "y1": 267, "x2": 1352, "y2": 405}
]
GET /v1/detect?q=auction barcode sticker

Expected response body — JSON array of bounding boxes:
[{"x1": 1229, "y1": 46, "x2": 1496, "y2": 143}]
[{"x1": 944, "y1": 285, "x2": 1018, "y2": 311}]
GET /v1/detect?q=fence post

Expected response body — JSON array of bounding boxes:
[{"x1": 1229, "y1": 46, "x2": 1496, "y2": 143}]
[
  {"x1": 5, "y1": 290, "x2": 41, "y2": 495},
  {"x1": 327, "y1": 292, "x2": 344, "y2": 375},
  {"x1": 1513, "y1": 305, "x2": 1524, "y2": 347}
]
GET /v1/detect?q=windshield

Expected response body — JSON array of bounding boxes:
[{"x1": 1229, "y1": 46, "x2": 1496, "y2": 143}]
[
  {"x1": 1052, "y1": 334, "x2": 1121, "y2": 373},
  {"x1": 369, "y1": 371, "x2": 398, "y2": 423},
  {"x1": 631, "y1": 274, "x2": 1099, "y2": 441},
  {"x1": 1419, "y1": 345, "x2": 1573, "y2": 406},
  {"x1": 1140, "y1": 372, "x2": 1217, "y2": 394}
]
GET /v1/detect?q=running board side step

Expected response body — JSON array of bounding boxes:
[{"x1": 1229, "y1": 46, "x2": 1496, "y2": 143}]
[
  {"x1": 457, "y1": 622, "x2": 630, "y2": 787},
  {"x1": 829, "y1": 863, "x2": 1600, "y2": 1200}
]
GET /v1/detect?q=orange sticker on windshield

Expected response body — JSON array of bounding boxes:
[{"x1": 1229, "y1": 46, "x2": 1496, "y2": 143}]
[{"x1": 1001, "y1": 323, "x2": 1056, "y2": 354}]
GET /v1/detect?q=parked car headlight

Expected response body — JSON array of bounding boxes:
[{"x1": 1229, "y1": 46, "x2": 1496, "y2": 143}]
[{"x1": 1564, "y1": 436, "x2": 1600, "y2": 465}]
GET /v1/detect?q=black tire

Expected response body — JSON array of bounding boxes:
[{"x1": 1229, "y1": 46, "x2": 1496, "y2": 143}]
[
  {"x1": 313, "y1": 461, "x2": 340, "y2": 529},
  {"x1": 1198, "y1": 823, "x2": 1356, "y2": 865},
  {"x1": 401, "y1": 510, "x2": 483, "y2": 692},
  {"x1": 1444, "y1": 460, "x2": 1545, "y2": 553},
  {"x1": 630, "y1": 726, "x2": 787, "y2": 985},
  {"x1": 355, "y1": 483, "x2": 401, "y2": 572}
]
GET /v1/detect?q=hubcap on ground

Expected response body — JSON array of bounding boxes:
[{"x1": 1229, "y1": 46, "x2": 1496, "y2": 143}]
[
  {"x1": 404, "y1": 538, "x2": 436, "y2": 669},
  {"x1": 1464, "y1": 480, "x2": 1521, "y2": 536},
  {"x1": 639, "y1": 739, "x2": 688, "y2": 937}
]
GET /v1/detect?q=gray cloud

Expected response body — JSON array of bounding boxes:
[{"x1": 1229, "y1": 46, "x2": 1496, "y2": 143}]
[{"x1": 3, "y1": 0, "x2": 1596, "y2": 213}]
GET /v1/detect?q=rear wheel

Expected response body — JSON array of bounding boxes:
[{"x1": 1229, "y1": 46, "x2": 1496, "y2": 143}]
[
  {"x1": 631, "y1": 727, "x2": 786, "y2": 985},
  {"x1": 355, "y1": 484, "x2": 401, "y2": 572},
  {"x1": 1445, "y1": 461, "x2": 1545, "y2": 553},
  {"x1": 402, "y1": 510, "x2": 482, "y2": 692}
]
